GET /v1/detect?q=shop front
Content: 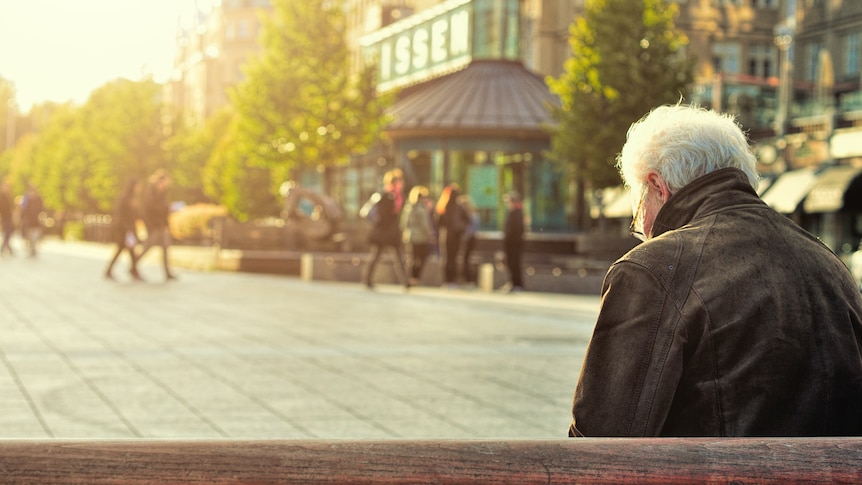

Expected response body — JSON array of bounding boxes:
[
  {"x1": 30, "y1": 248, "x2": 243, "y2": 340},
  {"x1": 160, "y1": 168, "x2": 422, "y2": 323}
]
[
  {"x1": 760, "y1": 164, "x2": 862, "y2": 256},
  {"x1": 802, "y1": 165, "x2": 862, "y2": 255},
  {"x1": 387, "y1": 60, "x2": 565, "y2": 233},
  {"x1": 323, "y1": 0, "x2": 569, "y2": 236}
]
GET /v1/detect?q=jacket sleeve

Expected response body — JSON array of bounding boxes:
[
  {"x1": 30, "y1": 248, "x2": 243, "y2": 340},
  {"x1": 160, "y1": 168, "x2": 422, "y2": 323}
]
[{"x1": 570, "y1": 259, "x2": 684, "y2": 437}]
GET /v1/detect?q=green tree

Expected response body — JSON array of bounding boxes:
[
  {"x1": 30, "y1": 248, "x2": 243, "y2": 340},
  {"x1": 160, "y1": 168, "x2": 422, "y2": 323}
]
[
  {"x1": 166, "y1": 107, "x2": 235, "y2": 205},
  {"x1": 25, "y1": 104, "x2": 96, "y2": 212},
  {"x1": 9, "y1": 79, "x2": 169, "y2": 215},
  {"x1": 0, "y1": 76, "x2": 16, "y2": 153},
  {"x1": 4, "y1": 133, "x2": 37, "y2": 194},
  {"x1": 230, "y1": 0, "x2": 390, "y2": 218},
  {"x1": 547, "y1": 0, "x2": 693, "y2": 229},
  {"x1": 78, "y1": 78, "x2": 168, "y2": 211},
  {"x1": 203, "y1": 117, "x2": 279, "y2": 221}
]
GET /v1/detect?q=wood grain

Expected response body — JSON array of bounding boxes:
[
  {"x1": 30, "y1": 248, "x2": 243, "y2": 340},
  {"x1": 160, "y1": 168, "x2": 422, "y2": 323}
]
[{"x1": 0, "y1": 438, "x2": 859, "y2": 484}]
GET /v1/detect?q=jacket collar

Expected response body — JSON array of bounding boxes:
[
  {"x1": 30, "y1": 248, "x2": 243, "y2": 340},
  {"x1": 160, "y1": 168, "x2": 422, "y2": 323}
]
[{"x1": 650, "y1": 167, "x2": 761, "y2": 238}]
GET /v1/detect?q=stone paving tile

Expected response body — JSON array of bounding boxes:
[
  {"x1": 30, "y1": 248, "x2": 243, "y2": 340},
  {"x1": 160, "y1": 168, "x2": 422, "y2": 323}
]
[{"x1": 0, "y1": 238, "x2": 600, "y2": 439}]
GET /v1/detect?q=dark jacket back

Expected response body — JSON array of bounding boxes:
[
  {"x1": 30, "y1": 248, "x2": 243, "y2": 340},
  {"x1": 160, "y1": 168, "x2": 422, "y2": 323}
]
[
  {"x1": 572, "y1": 168, "x2": 862, "y2": 437},
  {"x1": 368, "y1": 190, "x2": 401, "y2": 247}
]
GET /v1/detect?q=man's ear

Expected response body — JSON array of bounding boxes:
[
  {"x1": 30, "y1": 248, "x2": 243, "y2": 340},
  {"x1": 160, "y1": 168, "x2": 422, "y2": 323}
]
[{"x1": 646, "y1": 172, "x2": 673, "y2": 203}]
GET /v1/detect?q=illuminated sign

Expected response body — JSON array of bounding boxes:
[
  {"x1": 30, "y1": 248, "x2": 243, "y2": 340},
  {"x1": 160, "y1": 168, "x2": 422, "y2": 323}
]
[{"x1": 361, "y1": 0, "x2": 473, "y2": 92}]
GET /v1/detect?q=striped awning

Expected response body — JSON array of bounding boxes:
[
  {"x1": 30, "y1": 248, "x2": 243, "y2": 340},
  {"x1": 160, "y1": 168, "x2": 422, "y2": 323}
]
[
  {"x1": 760, "y1": 168, "x2": 817, "y2": 214},
  {"x1": 804, "y1": 165, "x2": 862, "y2": 213}
]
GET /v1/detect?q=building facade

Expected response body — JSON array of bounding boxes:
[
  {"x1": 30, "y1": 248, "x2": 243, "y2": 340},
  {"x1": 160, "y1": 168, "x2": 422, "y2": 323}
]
[
  {"x1": 168, "y1": 0, "x2": 272, "y2": 127},
  {"x1": 167, "y1": 0, "x2": 862, "y2": 252},
  {"x1": 755, "y1": 0, "x2": 862, "y2": 256},
  {"x1": 326, "y1": 0, "x2": 581, "y2": 236}
]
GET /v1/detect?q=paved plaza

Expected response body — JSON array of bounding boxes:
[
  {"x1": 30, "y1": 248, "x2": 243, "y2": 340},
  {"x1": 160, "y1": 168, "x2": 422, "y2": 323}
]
[{"x1": 0, "y1": 238, "x2": 600, "y2": 440}]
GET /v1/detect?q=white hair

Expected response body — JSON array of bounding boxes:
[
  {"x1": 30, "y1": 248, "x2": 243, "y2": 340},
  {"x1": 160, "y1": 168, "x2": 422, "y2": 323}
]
[{"x1": 617, "y1": 104, "x2": 759, "y2": 193}]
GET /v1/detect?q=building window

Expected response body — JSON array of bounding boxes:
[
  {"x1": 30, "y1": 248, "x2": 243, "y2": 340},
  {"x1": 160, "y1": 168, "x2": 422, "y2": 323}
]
[
  {"x1": 803, "y1": 41, "x2": 821, "y2": 82},
  {"x1": 713, "y1": 42, "x2": 741, "y2": 74},
  {"x1": 748, "y1": 43, "x2": 776, "y2": 78},
  {"x1": 751, "y1": 0, "x2": 778, "y2": 8},
  {"x1": 845, "y1": 33, "x2": 861, "y2": 78}
]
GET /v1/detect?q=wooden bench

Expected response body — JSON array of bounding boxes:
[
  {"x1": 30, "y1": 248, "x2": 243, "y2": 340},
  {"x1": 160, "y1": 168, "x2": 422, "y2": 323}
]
[{"x1": 0, "y1": 438, "x2": 859, "y2": 483}]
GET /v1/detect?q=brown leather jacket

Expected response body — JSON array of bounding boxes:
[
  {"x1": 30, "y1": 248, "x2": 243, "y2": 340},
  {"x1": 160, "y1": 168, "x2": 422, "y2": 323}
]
[{"x1": 571, "y1": 168, "x2": 862, "y2": 437}]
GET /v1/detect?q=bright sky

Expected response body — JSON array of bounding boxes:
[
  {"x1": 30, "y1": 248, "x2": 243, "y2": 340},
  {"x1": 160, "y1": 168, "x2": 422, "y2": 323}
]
[{"x1": 0, "y1": 0, "x2": 197, "y2": 112}]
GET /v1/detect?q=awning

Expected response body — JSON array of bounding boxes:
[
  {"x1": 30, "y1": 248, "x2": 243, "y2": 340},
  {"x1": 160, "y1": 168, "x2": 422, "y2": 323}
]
[
  {"x1": 803, "y1": 165, "x2": 862, "y2": 213},
  {"x1": 386, "y1": 60, "x2": 558, "y2": 139},
  {"x1": 831, "y1": 127, "x2": 862, "y2": 159},
  {"x1": 760, "y1": 168, "x2": 817, "y2": 214}
]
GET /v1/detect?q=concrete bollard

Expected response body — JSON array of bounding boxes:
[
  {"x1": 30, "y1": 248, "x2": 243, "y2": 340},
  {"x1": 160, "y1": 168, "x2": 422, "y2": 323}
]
[
  {"x1": 478, "y1": 263, "x2": 494, "y2": 293},
  {"x1": 300, "y1": 253, "x2": 314, "y2": 282}
]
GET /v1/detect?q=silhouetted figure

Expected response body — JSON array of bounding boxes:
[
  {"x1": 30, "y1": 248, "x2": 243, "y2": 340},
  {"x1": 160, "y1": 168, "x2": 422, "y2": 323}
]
[
  {"x1": 361, "y1": 169, "x2": 409, "y2": 289},
  {"x1": 435, "y1": 184, "x2": 471, "y2": 288},
  {"x1": 459, "y1": 195, "x2": 479, "y2": 286},
  {"x1": 0, "y1": 181, "x2": 14, "y2": 256},
  {"x1": 138, "y1": 170, "x2": 176, "y2": 281},
  {"x1": 503, "y1": 191, "x2": 524, "y2": 292},
  {"x1": 19, "y1": 185, "x2": 44, "y2": 258},
  {"x1": 105, "y1": 177, "x2": 143, "y2": 281},
  {"x1": 401, "y1": 185, "x2": 434, "y2": 286}
]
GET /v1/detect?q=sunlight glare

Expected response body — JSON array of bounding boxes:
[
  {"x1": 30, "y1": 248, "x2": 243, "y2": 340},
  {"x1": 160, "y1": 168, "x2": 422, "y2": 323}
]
[{"x1": 0, "y1": 0, "x2": 193, "y2": 111}]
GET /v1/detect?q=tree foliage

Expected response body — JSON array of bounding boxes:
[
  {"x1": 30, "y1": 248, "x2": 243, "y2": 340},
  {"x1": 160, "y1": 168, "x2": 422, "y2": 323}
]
[
  {"x1": 0, "y1": 77, "x2": 15, "y2": 153},
  {"x1": 202, "y1": 111, "x2": 280, "y2": 221},
  {"x1": 547, "y1": 0, "x2": 693, "y2": 227},
  {"x1": 166, "y1": 108, "x2": 233, "y2": 206},
  {"x1": 232, "y1": 0, "x2": 390, "y2": 179},
  {"x1": 0, "y1": 79, "x2": 171, "y2": 214},
  {"x1": 1, "y1": 1, "x2": 394, "y2": 224},
  {"x1": 80, "y1": 79, "x2": 168, "y2": 209}
]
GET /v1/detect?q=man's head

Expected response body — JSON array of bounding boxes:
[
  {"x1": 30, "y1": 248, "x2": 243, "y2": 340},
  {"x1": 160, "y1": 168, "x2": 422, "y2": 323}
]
[{"x1": 618, "y1": 104, "x2": 758, "y2": 239}]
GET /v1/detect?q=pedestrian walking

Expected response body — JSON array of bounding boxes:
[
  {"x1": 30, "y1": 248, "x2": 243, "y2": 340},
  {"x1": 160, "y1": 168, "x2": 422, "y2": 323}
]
[
  {"x1": 401, "y1": 185, "x2": 435, "y2": 286},
  {"x1": 503, "y1": 191, "x2": 524, "y2": 292},
  {"x1": 459, "y1": 195, "x2": 479, "y2": 286},
  {"x1": 0, "y1": 181, "x2": 15, "y2": 256},
  {"x1": 19, "y1": 184, "x2": 44, "y2": 258},
  {"x1": 105, "y1": 177, "x2": 144, "y2": 281},
  {"x1": 138, "y1": 169, "x2": 177, "y2": 280},
  {"x1": 361, "y1": 169, "x2": 410, "y2": 289},
  {"x1": 570, "y1": 104, "x2": 862, "y2": 437},
  {"x1": 435, "y1": 184, "x2": 470, "y2": 288}
]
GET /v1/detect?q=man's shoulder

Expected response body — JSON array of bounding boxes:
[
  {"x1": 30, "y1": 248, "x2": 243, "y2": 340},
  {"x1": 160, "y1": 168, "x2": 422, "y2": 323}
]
[{"x1": 617, "y1": 231, "x2": 682, "y2": 263}]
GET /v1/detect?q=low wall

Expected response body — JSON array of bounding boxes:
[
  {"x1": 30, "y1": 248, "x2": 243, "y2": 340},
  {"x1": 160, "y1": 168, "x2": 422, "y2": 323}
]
[{"x1": 167, "y1": 247, "x2": 608, "y2": 294}]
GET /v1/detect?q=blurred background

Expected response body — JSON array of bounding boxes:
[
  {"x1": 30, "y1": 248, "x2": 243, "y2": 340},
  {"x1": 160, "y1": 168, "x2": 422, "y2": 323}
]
[{"x1": 1, "y1": 0, "x2": 860, "y2": 286}]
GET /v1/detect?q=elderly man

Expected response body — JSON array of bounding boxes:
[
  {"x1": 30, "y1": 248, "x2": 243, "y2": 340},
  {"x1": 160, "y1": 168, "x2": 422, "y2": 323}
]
[{"x1": 570, "y1": 104, "x2": 862, "y2": 437}]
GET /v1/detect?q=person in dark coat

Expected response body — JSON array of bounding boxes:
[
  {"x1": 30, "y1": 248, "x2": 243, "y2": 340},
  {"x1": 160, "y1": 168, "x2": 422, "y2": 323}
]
[
  {"x1": 435, "y1": 184, "x2": 470, "y2": 288},
  {"x1": 570, "y1": 104, "x2": 862, "y2": 437},
  {"x1": 138, "y1": 169, "x2": 176, "y2": 280},
  {"x1": 105, "y1": 177, "x2": 143, "y2": 281},
  {"x1": 19, "y1": 184, "x2": 44, "y2": 257},
  {"x1": 459, "y1": 195, "x2": 479, "y2": 286},
  {"x1": 0, "y1": 181, "x2": 14, "y2": 256},
  {"x1": 362, "y1": 169, "x2": 409, "y2": 289},
  {"x1": 503, "y1": 191, "x2": 524, "y2": 292}
]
